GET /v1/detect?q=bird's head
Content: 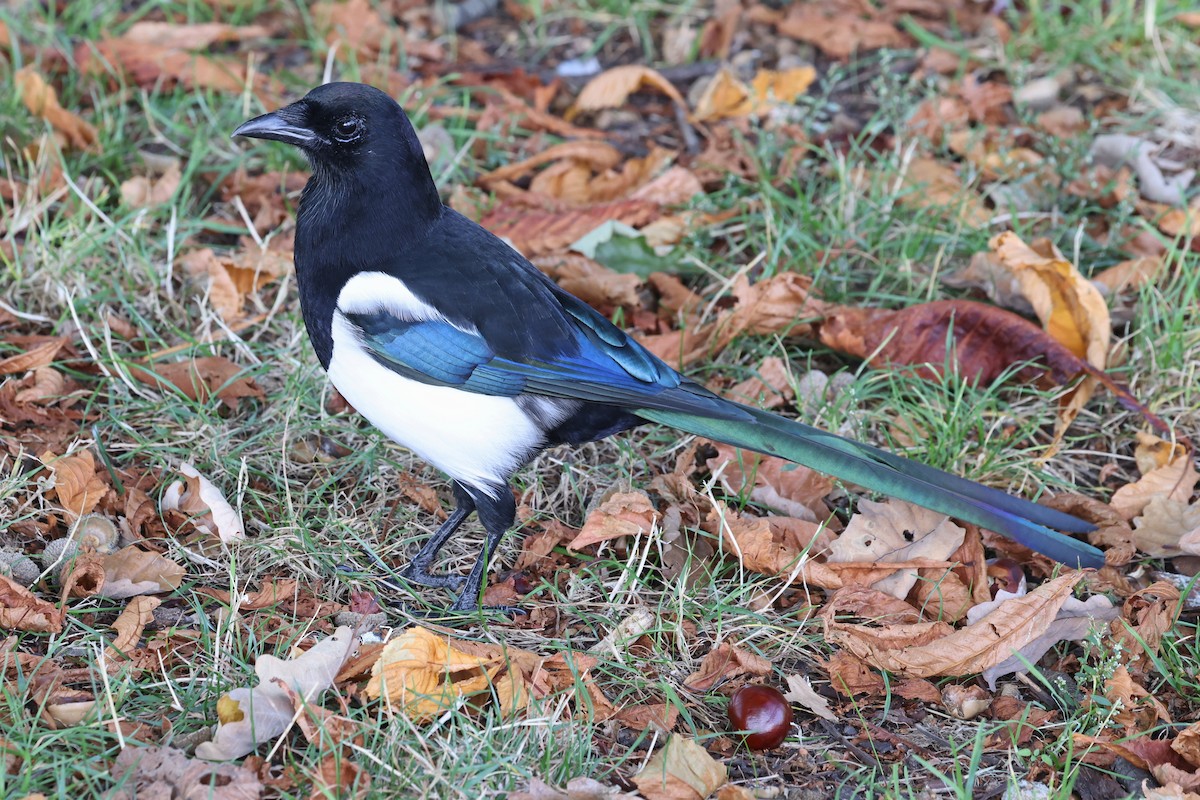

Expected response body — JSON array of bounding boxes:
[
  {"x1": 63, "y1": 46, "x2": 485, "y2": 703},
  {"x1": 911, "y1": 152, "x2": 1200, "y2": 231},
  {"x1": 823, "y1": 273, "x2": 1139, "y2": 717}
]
[{"x1": 233, "y1": 82, "x2": 431, "y2": 183}]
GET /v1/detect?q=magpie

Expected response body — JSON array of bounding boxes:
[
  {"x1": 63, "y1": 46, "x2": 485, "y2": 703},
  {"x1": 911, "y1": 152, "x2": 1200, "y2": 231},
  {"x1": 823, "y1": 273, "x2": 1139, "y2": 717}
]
[{"x1": 233, "y1": 82, "x2": 1103, "y2": 611}]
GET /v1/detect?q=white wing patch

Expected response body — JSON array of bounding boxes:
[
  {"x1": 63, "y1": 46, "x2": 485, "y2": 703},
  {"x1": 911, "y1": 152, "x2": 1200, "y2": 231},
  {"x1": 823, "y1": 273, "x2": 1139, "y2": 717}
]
[{"x1": 329, "y1": 272, "x2": 549, "y2": 492}]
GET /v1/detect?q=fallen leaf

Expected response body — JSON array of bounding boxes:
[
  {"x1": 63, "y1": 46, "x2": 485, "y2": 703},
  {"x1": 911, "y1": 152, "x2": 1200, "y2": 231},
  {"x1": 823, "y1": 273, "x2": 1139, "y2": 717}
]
[
  {"x1": 42, "y1": 449, "x2": 108, "y2": 519},
  {"x1": 0, "y1": 337, "x2": 68, "y2": 375},
  {"x1": 707, "y1": 441, "x2": 833, "y2": 522},
  {"x1": 160, "y1": 462, "x2": 246, "y2": 542},
  {"x1": 362, "y1": 627, "x2": 528, "y2": 721},
  {"x1": 898, "y1": 157, "x2": 991, "y2": 226},
  {"x1": 684, "y1": 642, "x2": 772, "y2": 692},
  {"x1": 482, "y1": 199, "x2": 660, "y2": 256},
  {"x1": 178, "y1": 246, "x2": 292, "y2": 321},
  {"x1": 632, "y1": 735, "x2": 727, "y2": 800},
  {"x1": 100, "y1": 546, "x2": 186, "y2": 599},
  {"x1": 827, "y1": 500, "x2": 965, "y2": 600},
  {"x1": 825, "y1": 649, "x2": 884, "y2": 697},
  {"x1": 823, "y1": 572, "x2": 1089, "y2": 679},
  {"x1": 1112, "y1": 451, "x2": 1198, "y2": 521},
  {"x1": 989, "y1": 232, "x2": 1110, "y2": 368},
  {"x1": 531, "y1": 253, "x2": 642, "y2": 310},
  {"x1": 120, "y1": 163, "x2": 182, "y2": 209},
  {"x1": 569, "y1": 491, "x2": 658, "y2": 550},
  {"x1": 112, "y1": 746, "x2": 266, "y2": 798},
  {"x1": 130, "y1": 356, "x2": 265, "y2": 410},
  {"x1": 569, "y1": 65, "x2": 685, "y2": 119},
  {"x1": 0, "y1": 573, "x2": 65, "y2": 633},
  {"x1": 692, "y1": 66, "x2": 816, "y2": 121},
  {"x1": 106, "y1": 596, "x2": 161, "y2": 659},
  {"x1": 80, "y1": 39, "x2": 284, "y2": 106},
  {"x1": 724, "y1": 357, "x2": 795, "y2": 410},
  {"x1": 122, "y1": 21, "x2": 270, "y2": 50},
  {"x1": 14, "y1": 68, "x2": 99, "y2": 152},
  {"x1": 768, "y1": 0, "x2": 909, "y2": 59},
  {"x1": 196, "y1": 626, "x2": 359, "y2": 760},
  {"x1": 704, "y1": 502, "x2": 829, "y2": 577},
  {"x1": 782, "y1": 674, "x2": 837, "y2": 722}
]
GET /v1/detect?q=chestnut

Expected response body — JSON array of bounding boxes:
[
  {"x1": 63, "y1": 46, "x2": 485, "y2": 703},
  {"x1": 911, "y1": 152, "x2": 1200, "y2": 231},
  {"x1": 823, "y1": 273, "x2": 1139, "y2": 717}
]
[{"x1": 728, "y1": 685, "x2": 793, "y2": 750}]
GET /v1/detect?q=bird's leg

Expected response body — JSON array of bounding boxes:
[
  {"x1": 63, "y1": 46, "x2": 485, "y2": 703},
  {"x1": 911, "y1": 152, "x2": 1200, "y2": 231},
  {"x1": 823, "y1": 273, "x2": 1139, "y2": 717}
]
[
  {"x1": 448, "y1": 483, "x2": 516, "y2": 612},
  {"x1": 398, "y1": 482, "x2": 476, "y2": 592}
]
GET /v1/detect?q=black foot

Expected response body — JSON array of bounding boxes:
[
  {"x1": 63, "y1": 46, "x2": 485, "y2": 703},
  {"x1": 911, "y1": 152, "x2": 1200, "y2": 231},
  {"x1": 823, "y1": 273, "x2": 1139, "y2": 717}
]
[{"x1": 399, "y1": 561, "x2": 466, "y2": 593}]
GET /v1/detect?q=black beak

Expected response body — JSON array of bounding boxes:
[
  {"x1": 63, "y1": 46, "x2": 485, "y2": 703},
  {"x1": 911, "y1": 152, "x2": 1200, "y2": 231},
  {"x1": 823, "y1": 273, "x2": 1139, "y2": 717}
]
[{"x1": 232, "y1": 110, "x2": 320, "y2": 148}]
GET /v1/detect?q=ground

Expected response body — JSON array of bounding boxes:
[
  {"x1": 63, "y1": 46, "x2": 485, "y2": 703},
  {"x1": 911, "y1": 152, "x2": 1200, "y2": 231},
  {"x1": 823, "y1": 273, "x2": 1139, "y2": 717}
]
[{"x1": 1, "y1": 1, "x2": 1199, "y2": 799}]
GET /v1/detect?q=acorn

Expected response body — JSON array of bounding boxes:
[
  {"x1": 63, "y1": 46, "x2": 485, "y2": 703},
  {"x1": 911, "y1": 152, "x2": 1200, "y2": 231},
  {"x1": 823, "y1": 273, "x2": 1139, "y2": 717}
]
[{"x1": 0, "y1": 548, "x2": 39, "y2": 585}]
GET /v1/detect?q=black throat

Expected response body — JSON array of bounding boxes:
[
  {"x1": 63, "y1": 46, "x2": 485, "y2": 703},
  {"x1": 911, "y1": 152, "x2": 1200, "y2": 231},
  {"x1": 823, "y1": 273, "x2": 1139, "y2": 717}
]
[{"x1": 293, "y1": 146, "x2": 442, "y2": 369}]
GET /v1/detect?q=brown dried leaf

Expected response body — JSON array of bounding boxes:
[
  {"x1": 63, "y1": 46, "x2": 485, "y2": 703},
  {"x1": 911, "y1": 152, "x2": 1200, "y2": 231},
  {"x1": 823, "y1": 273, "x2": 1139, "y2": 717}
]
[
  {"x1": 0, "y1": 574, "x2": 64, "y2": 633},
  {"x1": 898, "y1": 157, "x2": 991, "y2": 226},
  {"x1": 107, "y1": 596, "x2": 161, "y2": 659},
  {"x1": 772, "y1": 1, "x2": 909, "y2": 59},
  {"x1": 825, "y1": 649, "x2": 885, "y2": 697},
  {"x1": 632, "y1": 735, "x2": 727, "y2": 800},
  {"x1": 101, "y1": 546, "x2": 186, "y2": 599},
  {"x1": 130, "y1": 356, "x2": 265, "y2": 410},
  {"x1": 782, "y1": 674, "x2": 838, "y2": 721},
  {"x1": 707, "y1": 442, "x2": 832, "y2": 521},
  {"x1": 724, "y1": 356, "x2": 795, "y2": 410},
  {"x1": 43, "y1": 449, "x2": 107, "y2": 519},
  {"x1": 120, "y1": 163, "x2": 182, "y2": 209},
  {"x1": 823, "y1": 572, "x2": 1085, "y2": 678},
  {"x1": 14, "y1": 367, "x2": 67, "y2": 404},
  {"x1": 80, "y1": 39, "x2": 284, "y2": 107},
  {"x1": 1112, "y1": 452, "x2": 1198, "y2": 521},
  {"x1": 531, "y1": 253, "x2": 642, "y2": 310},
  {"x1": 111, "y1": 745, "x2": 263, "y2": 799},
  {"x1": 705, "y1": 503, "x2": 829, "y2": 577},
  {"x1": 828, "y1": 500, "x2": 965, "y2": 600},
  {"x1": 481, "y1": 199, "x2": 659, "y2": 256},
  {"x1": 683, "y1": 642, "x2": 772, "y2": 692},
  {"x1": 570, "y1": 65, "x2": 685, "y2": 117},
  {"x1": 14, "y1": 68, "x2": 99, "y2": 152},
  {"x1": 0, "y1": 336, "x2": 68, "y2": 375},
  {"x1": 569, "y1": 491, "x2": 658, "y2": 550},
  {"x1": 123, "y1": 21, "x2": 269, "y2": 50}
]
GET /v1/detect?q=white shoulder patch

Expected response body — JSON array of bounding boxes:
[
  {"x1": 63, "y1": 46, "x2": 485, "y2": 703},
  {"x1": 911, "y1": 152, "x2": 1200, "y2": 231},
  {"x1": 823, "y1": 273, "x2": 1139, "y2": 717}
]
[{"x1": 336, "y1": 271, "x2": 443, "y2": 321}]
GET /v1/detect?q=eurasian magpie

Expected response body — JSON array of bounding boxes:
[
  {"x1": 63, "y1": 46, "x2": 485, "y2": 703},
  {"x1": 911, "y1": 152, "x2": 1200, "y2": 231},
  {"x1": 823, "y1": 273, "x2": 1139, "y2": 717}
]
[{"x1": 233, "y1": 82, "x2": 1103, "y2": 611}]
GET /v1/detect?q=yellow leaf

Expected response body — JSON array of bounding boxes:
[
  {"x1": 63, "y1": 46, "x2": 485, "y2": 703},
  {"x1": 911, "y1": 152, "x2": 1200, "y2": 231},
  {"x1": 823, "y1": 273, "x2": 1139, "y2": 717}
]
[
  {"x1": 14, "y1": 67, "x2": 99, "y2": 152},
  {"x1": 633, "y1": 735, "x2": 727, "y2": 800},
  {"x1": 569, "y1": 65, "x2": 684, "y2": 119}
]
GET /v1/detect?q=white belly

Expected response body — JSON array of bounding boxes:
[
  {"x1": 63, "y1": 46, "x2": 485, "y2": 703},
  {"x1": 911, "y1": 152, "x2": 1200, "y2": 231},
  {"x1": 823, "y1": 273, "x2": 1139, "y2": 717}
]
[{"x1": 328, "y1": 313, "x2": 543, "y2": 492}]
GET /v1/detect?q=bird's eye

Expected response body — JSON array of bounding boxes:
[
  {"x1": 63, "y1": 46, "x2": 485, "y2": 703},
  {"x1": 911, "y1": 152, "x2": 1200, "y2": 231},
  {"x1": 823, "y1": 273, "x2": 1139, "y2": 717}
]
[{"x1": 333, "y1": 116, "x2": 362, "y2": 142}]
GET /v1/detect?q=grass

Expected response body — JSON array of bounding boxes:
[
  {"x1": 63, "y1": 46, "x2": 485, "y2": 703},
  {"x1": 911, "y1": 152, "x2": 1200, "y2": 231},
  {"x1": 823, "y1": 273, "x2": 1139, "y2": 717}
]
[{"x1": 1, "y1": 0, "x2": 1198, "y2": 797}]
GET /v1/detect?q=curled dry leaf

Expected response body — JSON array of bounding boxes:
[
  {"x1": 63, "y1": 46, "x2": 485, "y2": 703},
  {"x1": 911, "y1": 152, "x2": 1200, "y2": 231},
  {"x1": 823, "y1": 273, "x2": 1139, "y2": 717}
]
[
  {"x1": 531, "y1": 253, "x2": 642, "y2": 310},
  {"x1": 827, "y1": 500, "x2": 965, "y2": 600},
  {"x1": 160, "y1": 462, "x2": 245, "y2": 543},
  {"x1": 704, "y1": 502, "x2": 829, "y2": 579},
  {"x1": 632, "y1": 735, "x2": 727, "y2": 800},
  {"x1": 684, "y1": 642, "x2": 772, "y2": 692},
  {"x1": 0, "y1": 573, "x2": 64, "y2": 633},
  {"x1": 111, "y1": 745, "x2": 263, "y2": 800},
  {"x1": 988, "y1": 232, "x2": 1110, "y2": 368},
  {"x1": 783, "y1": 674, "x2": 838, "y2": 722},
  {"x1": 724, "y1": 356, "x2": 795, "y2": 410},
  {"x1": 130, "y1": 356, "x2": 265, "y2": 410},
  {"x1": 823, "y1": 572, "x2": 1090, "y2": 680},
  {"x1": 898, "y1": 157, "x2": 991, "y2": 227},
  {"x1": 765, "y1": 0, "x2": 909, "y2": 59},
  {"x1": 106, "y1": 596, "x2": 161, "y2": 659},
  {"x1": 41, "y1": 449, "x2": 108, "y2": 520},
  {"x1": 100, "y1": 546, "x2": 186, "y2": 599},
  {"x1": 707, "y1": 442, "x2": 833, "y2": 522},
  {"x1": 14, "y1": 67, "x2": 99, "y2": 152},
  {"x1": 569, "y1": 65, "x2": 685, "y2": 119},
  {"x1": 362, "y1": 626, "x2": 529, "y2": 721},
  {"x1": 120, "y1": 163, "x2": 182, "y2": 209},
  {"x1": 692, "y1": 66, "x2": 816, "y2": 121},
  {"x1": 0, "y1": 336, "x2": 68, "y2": 375},
  {"x1": 196, "y1": 626, "x2": 359, "y2": 760},
  {"x1": 568, "y1": 491, "x2": 658, "y2": 550}
]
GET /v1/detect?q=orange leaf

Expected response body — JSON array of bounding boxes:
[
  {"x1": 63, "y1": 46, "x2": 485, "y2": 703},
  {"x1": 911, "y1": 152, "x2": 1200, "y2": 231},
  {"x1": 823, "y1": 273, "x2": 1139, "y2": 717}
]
[
  {"x1": 14, "y1": 68, "x2": 99, "y2": 152},
  {"x1": 569, "y1": 65, "x2": 685, "y2": 118}
]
